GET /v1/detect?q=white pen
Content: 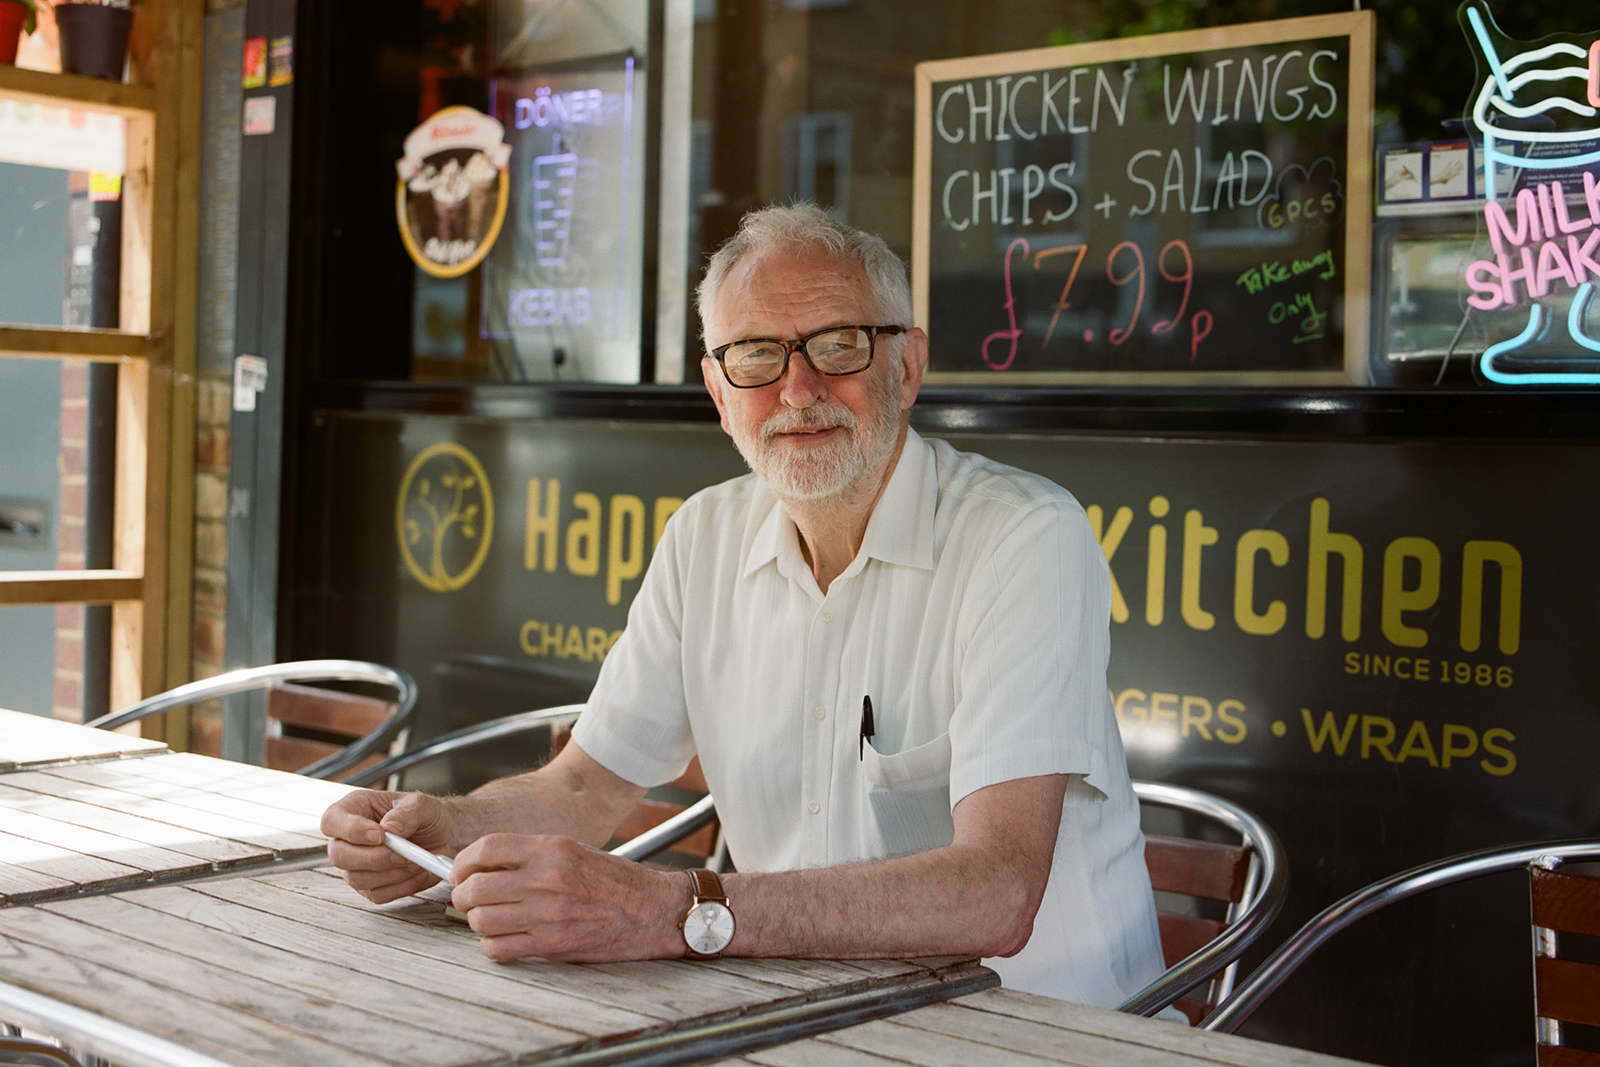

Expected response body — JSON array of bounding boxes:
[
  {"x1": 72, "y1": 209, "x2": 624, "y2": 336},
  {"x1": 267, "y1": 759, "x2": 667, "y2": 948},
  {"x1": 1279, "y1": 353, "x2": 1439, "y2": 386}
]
[{"x1": 383, "y1": 832, "x2": 455, "y2": 884}]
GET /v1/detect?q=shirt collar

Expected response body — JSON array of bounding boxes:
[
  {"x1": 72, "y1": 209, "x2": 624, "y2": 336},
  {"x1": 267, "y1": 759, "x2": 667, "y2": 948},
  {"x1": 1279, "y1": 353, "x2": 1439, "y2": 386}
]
[
  {"x1": 742, "y1": 427, "x2": 937, "y2": 584},
  {"x1": 853, "y1": 427, "x2": 936, "y2": 571}
]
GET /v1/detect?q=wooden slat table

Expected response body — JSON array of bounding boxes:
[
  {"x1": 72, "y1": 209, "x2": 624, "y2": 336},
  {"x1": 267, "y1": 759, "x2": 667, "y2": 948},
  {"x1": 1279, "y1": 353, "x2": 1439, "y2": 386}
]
[
  {"x1": 0, "y1": 707, "x2": 167, "y2": 771},
  {"x1": 2, "y1": 711, "x2": 1350, "y2": 1067},
  {"x1": 707, "y1": 986, "x2": 1377, "y2": 1067},
  {"x1": 0, "y1": 714, "x2": 994, "y2": 1066},
  {"x1": 0, "y1": 866, "x2": 994, "y2": 1067},
  {"x1": 0, "y1": 745, "x2": 351, "y2": 905}
]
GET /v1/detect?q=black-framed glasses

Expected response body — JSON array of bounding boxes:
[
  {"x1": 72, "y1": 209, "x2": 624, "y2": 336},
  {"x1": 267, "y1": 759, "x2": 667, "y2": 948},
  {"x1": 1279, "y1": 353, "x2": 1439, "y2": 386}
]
[{"x1": 709, "y1": 325, "x2": 904, "y2": 388}]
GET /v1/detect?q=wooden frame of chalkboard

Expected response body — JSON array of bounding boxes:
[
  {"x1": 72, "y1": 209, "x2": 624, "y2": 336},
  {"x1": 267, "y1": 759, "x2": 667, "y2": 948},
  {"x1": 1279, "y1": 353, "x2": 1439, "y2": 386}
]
[{"x1": 913, "y1": 12, "x2": 1375, "y2": 385}]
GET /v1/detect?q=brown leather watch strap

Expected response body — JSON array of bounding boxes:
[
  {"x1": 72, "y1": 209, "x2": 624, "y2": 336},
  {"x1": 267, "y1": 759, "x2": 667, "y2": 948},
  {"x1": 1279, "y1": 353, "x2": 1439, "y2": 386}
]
[
  {"x1": 680, "y1": 868, "x2": 734, "y2": 959},
  {"x1": 686, "y1": 867, "x2": 726, "y2": 904}
]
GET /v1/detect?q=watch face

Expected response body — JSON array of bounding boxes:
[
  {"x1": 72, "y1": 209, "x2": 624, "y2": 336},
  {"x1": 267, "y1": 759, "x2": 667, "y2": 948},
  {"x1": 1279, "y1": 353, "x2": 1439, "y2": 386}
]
[{"x1": 682, "y1": 901, "x2": 735, "y2": 955}]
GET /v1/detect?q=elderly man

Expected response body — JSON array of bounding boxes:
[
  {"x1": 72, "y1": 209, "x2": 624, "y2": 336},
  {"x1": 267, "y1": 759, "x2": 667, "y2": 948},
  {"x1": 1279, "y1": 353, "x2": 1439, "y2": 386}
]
[{"x1": 322, "y1": 203, "x2": 1166, "y2": 1007}]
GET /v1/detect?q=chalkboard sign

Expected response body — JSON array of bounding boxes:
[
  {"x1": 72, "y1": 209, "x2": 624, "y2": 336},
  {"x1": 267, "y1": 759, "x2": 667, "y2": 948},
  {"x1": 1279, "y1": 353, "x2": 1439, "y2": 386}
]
[{"x1": 913, "y1": 13, "x2": 1374, "y2": 384}]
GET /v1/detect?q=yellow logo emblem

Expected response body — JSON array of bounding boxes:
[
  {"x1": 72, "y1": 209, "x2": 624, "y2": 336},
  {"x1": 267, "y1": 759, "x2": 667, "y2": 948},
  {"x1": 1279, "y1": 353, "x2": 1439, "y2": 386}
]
[{"x1": 396, "y1": 442, "x2": 494, "y2": 592}]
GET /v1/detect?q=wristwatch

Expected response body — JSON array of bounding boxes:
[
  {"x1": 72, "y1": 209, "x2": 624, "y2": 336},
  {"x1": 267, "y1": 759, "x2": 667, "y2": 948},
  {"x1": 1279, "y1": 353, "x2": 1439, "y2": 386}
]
[{"x1": 679, "y1": 868, "x2": 736, "y2": 958}]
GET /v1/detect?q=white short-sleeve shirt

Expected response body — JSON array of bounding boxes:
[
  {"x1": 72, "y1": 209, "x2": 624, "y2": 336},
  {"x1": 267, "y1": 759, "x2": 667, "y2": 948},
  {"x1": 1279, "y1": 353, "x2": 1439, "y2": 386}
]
[{"x1": 572, "y1": 429, "x2": 1166, "y2": 1006}]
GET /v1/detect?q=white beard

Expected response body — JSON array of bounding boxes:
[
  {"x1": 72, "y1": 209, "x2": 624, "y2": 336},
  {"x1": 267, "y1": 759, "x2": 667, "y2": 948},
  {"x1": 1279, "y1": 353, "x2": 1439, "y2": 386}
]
[{"x1": 732, "y1": 370, "x2": 903, "y2": 503}]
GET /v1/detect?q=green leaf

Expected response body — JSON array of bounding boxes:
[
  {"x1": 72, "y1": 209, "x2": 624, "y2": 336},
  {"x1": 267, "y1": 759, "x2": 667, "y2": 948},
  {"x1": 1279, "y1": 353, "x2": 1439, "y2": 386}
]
[{"x1": 3, "y1": 0, "x2": 39, "y2": 34}]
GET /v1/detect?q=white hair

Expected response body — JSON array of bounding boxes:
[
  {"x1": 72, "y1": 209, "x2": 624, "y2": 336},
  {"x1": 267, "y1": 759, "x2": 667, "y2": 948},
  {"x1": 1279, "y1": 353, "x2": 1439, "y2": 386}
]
[{"x1": 696, "y1": 203, "x2": 914, "y2": 342}]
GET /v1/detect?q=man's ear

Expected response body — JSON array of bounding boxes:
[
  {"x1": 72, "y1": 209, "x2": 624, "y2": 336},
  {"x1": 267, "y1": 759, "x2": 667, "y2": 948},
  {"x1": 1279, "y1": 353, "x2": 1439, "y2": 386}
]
[
  {"x1": 702, "y1": 356, "x2": 733, "y2": 435},
  {"x1": 896, "y1": 328, "x2": 928, "y2": 412}
]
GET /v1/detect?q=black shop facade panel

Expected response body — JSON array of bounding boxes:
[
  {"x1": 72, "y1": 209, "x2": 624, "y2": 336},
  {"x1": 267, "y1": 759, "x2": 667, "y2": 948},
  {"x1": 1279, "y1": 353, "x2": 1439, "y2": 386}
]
[{"x1": 289, "y1": 396, "x2": 1598, "y2": 1065}]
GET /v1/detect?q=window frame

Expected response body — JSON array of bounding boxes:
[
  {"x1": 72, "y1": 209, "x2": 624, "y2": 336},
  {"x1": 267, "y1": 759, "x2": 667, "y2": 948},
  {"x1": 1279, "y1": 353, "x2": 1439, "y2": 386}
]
[{"x1": 0, "y1": 2, "x2": 201, "y2": 739}]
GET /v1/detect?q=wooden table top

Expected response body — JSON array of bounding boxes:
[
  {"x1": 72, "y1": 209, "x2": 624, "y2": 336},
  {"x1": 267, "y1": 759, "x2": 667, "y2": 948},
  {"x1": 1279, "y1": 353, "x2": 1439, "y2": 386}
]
[
  {"x1": 0, "y1": 750, "x2": 351, "y2": 905},
  {"x1": 0, "y1": 729, "x2": 994, "y2": 1067},
  {"x1": 0, "y1": 707, "x2": 167, "y2": 770},
  {"x1": 706, "y1": 986, "x2": 1377, "y2": 1067},
  {"x1": 0, "y1": 866, "x2": 993, "y2": 1067},
  {"x1": 0, "y1": 712, "x2": 1367, "y2": 1067}
]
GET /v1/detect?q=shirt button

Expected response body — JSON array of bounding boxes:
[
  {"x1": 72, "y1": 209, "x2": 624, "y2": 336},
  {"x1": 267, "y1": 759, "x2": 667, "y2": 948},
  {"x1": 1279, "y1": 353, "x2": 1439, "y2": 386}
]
[
  {"x1": 820, "y1": 610, "x2": 834, "y2": 623},
  {"x1": 809, "y1": 802, "x2": 821, "y2": 814},
  {"x1": 813, "y1": 705, "x2": 826, "y2": 720}
]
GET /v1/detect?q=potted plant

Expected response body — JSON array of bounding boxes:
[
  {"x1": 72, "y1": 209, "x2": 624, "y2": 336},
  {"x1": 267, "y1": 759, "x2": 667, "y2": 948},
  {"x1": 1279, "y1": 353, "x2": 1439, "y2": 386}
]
[
  {"x1": 55, "y1": 0, "x2": 133, "y2": 80},
  {"x1": 0, "y1": 0, "x2": 40, "y2": 65}
]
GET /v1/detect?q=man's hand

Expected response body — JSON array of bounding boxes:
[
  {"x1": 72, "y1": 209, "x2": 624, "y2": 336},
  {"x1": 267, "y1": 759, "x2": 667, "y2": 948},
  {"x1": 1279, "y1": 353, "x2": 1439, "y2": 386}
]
[
  {"x1": 320, "y1": 741, "x2": 651, "y2": 911},
  {"x1": 451, "y1": 833, "x2": 689, "y2": 962},
  {"x1": 321, "y1": 788, "x2": 457, "y2": 904}
]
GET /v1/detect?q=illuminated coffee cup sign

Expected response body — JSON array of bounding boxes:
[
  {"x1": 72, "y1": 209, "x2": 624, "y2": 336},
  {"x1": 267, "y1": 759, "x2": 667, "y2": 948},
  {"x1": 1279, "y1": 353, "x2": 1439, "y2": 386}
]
[{"x1": 395, "y1": 106, "x2": 513, "y2": 278}]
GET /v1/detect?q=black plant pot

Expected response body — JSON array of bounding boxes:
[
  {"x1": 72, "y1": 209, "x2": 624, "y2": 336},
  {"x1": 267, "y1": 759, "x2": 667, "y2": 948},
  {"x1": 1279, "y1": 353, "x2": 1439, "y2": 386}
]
[{"x1": 56, "y1": 4, "x2": 131, "y2": 81}]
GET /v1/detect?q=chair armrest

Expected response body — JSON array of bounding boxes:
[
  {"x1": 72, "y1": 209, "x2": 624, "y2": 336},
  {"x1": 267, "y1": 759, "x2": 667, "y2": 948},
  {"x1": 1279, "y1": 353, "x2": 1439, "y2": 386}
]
[
  {"x1": 1116, "y1": 781, "x2": 1289, "y2": 1018},
  {"x1": 84, "y1": 660, "x2": 419, "y2": 782},
  {"x1": 608, "y1": 795, "x2": 718, "y2": 862},
  {"x1": 1201, "y1": 837, "x2": 1600, "y2": 1033},
  {"x1": 0, "y1": 1035, "x2": 84, "y2": 1067},
  {"x1": 341, "y1": 704, "x2": 586, "y2": 787}
]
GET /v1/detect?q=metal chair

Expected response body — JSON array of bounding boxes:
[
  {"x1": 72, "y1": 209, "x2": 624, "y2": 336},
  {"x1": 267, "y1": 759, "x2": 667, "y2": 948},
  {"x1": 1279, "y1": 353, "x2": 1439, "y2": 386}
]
[
  {"x1": 1116, "y1": 781, "x2": 1289, "y2": 1024},
  {"x1": 1530, "y1": 857, "x2": 1600, "y2": 1065},
  {"x1": 1201, "y1": 837, "x2": 1600, "y2": 1055},
  {"x1": 346, "y1": 705, "x2": 721, "y2": 864},
  {"x1": 85, "y1": 659, "x2": 419, "y2": 781},
  {"x1": 0, "y1": 1034, "x2": 82, "y2": 1067}
]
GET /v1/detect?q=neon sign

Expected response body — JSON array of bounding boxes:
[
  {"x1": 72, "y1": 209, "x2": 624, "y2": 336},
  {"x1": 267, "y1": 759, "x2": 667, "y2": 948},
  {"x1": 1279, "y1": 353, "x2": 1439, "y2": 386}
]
[
  {"x1": 394, "y1": 107, "x2": 512, "y2": 279},
  {"x1": 513, "y1": 87, "x2": 608, "y2": 131},
  {"x1": 1459, "y1": 3, "x2": 1600, "y2": 384},
  {"x1": 482, "y1": 56, "x2": 642, "y2": 381}
]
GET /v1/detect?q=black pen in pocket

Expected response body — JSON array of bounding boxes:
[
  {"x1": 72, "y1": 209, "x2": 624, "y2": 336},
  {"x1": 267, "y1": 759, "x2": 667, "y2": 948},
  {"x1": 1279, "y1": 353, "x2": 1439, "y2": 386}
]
[{"x1": 859, "y1": 695, "x2": 874, "y2": 760}]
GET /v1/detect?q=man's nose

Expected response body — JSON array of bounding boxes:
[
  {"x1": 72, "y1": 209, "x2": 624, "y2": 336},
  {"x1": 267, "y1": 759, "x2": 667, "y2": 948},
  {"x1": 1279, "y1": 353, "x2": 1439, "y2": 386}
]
[{"x1": 776, "y1": 345, "x2": 826, "y2": 407}]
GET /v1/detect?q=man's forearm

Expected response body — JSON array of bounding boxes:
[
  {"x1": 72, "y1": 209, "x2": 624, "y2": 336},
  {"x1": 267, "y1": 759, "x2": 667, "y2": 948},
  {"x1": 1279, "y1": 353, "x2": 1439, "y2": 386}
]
[
  {"x1": 722, "y1": 839, "x2": 1045, "y2": 960},
  {"x1": 440, "y1": 744, "x2": 647, "y2": 854},
  {"x1": 716, "y1": 774, "x2": 1068, "y2": 961}
]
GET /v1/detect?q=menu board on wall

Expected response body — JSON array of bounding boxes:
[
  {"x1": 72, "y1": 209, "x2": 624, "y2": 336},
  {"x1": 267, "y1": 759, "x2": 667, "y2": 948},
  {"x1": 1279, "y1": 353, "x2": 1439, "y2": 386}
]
[{"x1": 913, "y1": 13, "x2": 1374, "y2": 384}]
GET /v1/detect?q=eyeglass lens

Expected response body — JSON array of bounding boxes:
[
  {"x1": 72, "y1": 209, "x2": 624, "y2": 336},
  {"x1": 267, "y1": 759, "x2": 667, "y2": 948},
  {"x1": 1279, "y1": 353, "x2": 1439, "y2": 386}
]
[{"x1": 722, "y1": 328, "x2": 874, "y2": 387}]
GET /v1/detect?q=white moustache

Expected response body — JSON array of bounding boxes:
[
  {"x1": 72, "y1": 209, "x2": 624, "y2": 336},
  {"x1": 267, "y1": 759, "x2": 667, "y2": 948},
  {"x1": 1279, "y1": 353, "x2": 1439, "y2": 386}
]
[{"x1": 760, "y1": 404, "x2": 858, "y2": 444}]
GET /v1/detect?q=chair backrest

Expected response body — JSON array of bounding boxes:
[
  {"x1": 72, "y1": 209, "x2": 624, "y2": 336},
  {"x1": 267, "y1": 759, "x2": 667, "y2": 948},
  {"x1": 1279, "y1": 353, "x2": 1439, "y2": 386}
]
[
  {"x1": 1202, "y1": 838, "x2": 1600, "y2": 1038},
  {"x1": 1530, "y1": 862, "x2": 1600, "y2": 1065},
  {"x1": 264, "y1": 682, "x2": 402, "y2": 776},
  {"x1": 1118, "y1": 781, "x2": 1288, "y2": 1024},
  {"x1": 1145, "y1": 832, "x2": 1256, "y2": 1024},
  {"x1": 86, "y1": 660, "x2": 418, "y2": 780}
]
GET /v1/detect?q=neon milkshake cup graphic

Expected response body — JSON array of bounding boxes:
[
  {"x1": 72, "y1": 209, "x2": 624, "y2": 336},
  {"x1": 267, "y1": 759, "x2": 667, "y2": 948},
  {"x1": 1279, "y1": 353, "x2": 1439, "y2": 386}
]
[{"x1": 1461, "y1": 3, "x2": 1600, "y2": 384}]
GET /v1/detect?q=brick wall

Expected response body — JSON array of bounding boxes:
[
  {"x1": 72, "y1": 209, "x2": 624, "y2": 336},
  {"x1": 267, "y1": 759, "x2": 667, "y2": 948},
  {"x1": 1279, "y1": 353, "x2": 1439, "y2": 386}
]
[
  {"x1": 51, "y1": 362, "x2": 89, "y2": 722},
  {"x1": 189, "y1": 374, "x2": 233, "y2": 755}
]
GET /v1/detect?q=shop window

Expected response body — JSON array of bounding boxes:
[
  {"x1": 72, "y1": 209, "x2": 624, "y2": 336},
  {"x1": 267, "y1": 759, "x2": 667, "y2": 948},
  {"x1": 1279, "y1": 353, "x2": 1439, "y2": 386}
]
[
  {"x1": 301, "y1": 0, "x2": 1598, "y2": 389},
  {"x1": 782, "y1": 111, "x2": 850, "y2": 220}
]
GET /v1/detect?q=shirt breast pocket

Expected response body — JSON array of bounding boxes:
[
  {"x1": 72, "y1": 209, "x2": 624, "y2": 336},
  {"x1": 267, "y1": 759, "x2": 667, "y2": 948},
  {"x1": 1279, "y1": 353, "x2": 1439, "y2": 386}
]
[{"x1": 860, "y1": 732, "x2": 955, "y2": 856}]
